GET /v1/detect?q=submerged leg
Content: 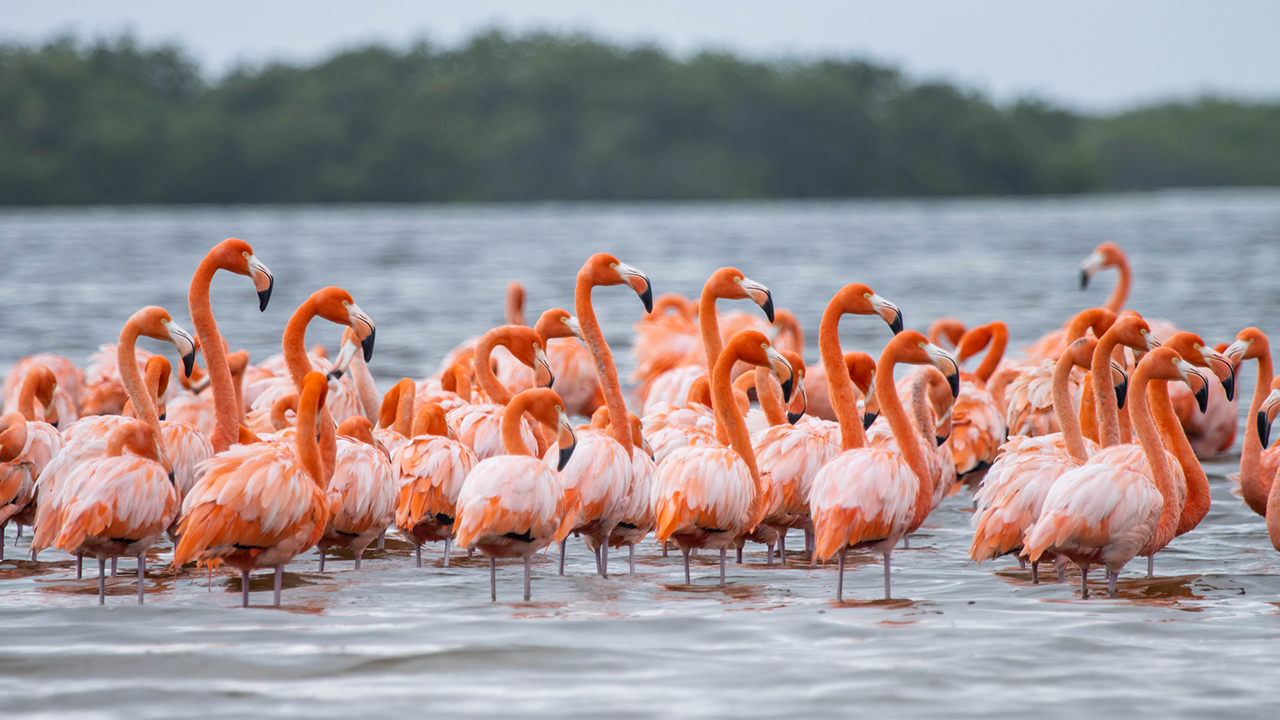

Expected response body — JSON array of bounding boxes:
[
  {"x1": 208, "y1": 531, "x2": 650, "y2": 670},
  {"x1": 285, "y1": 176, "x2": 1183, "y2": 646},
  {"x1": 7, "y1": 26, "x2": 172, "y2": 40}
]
[
  {"x1": 111, "y1": 556, "x2": 117, "y2": 578},
  {"x1": 137, "y1": 555, "x2": 145, "y2": 605},
  {"x1": 682, "y1": 547, "x2": 691, "y2": 584},
  {"x1": 735, "y1": 545, "x2": 743, "y2": 563},
  {"x1": 558, "y1": 540, "x2": 567, "y2": 576},
  {"x1": 490, "y1": 558, "x2": 497, "y2": 602},
  {"x1": 523, "y1": 555, "x2": 532, "y2": 602},
  {"x1": 1108, "y1": 570, "x2": 1119, "y2": 599},
  {"x1": 77, "y1": 553, "x2": 83, "y2": 579},
  {"x1": 242, "y1": 569, "x2": 250, "y2": 607},
  {"x1": 1031, "y1": 561, "x2": 1039, "y2": 585},
  {"x1": 443, "y1": 537, "x2": 452, "y2": 568},
  {"x1": 354, "y1": 550, "x2": 363, "y2": 571},
  {"x1": 1019, "y1": 557, "x2": 1027, "y2": 571},
  {"x1": 1080, "y1": 565, "x2": 1089, "y2": 599},
  {"x1": 766, "y1": 542, "x2": 774, "y2": 567},
  {"x1": 468, "y1": 548, "x2": 474, "y2": 558},
  {"x1": 318, "y1": 551, "x2": 325, "y2": 572},
  {"x1": 805, "y1": 529, "x2": 813, "y2": 555},
  {"x1": 98, "y1": 557, "x2": 106, "y2": 606},
  {"x1": 273, "y1": 565, "x2": 283, "y2": 606},
  {"x1": 629, "y1": 544, "x2": 636, "y2": 574},
  {"x1": 415, "y1": 544, "x2": 422, "y2": 569},
  {"x1": 600, "y1": 537, "x2": 609, "y2": 579},
  {"x1": 902, "y1": 536, "x2": 910, "y2": 550},
  {"x1": 837, "y1": 552, "x2": 845, "y2": 602},
  {"x1": 15, "y1": 523, "x2": 21, "y2": 539},
  {"x1": 883, "y1": 552, "x2": 892, "y2": 600},
  {"x1": 1058, "y1": 561, "x2": 1066, "y2": 584},
  {"x1": 377, "y1": 530, "x2": 385, "y2": 550},
  {"x1": 778, "y1": 532, "x2": 786, "y2": 566},
  {"x1": 1147, "y1": 555, "x2": 1154, "y2": 578},
  {"x1": 662, "y1": 541, "x2": 668, "y2": 558},
  {"x1": 719, "y1": 548, "x2": 726, "y2": 586}
]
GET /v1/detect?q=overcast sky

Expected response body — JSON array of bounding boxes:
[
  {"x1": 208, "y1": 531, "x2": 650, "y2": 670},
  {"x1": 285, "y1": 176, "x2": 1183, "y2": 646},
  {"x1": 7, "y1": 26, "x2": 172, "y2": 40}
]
[{"x1": 5, "y1": 0, "x2": 1278, "y2": 111}]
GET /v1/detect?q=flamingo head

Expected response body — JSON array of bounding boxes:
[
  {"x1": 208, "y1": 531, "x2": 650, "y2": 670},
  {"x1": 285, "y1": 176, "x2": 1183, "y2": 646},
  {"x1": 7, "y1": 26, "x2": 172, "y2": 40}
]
[
  {"x1": 726, "y1": 330, "x2": 794, "y2": 404},
  {"x1": 1142, "y1": 347, "x2": 1210, "y2": 414},
  {"x1": 831, "y1": 284, "x2": 904, "y2": 335},
  {"x1": 580, "y1": 253, "x2": 653, "y2": 313},
  {"x1": 312, "y1": 287, "x2": 376, "y2": 362},
  {"x1": 1163, "y1": 332, "x2": 1236, "y2": 402},
  {"x1": 707, "y1": 268, "x2": 774, "y2": 323},
  {"x1": 1258, "y1": 377, "x2": 1280, "y2": 448},
  {"x1": 133, "y1": 306, "x2": 197, "y2": 378},
  {"x1": 534, "y1": 308, "x2": 584, "y2": 343},
  {"x1": 780, "y1": 350, "x2": 807, "y2": 425},
  {"x1": 213, "y1": 238, "x2": 274, "y2": 312},
  {"x1": 843, "y1": 351, "x2": 879, "y2": 429},
  {"x1": 522, "y1": 388, "x2": 577, "y2": 471},
  {"x1": 1224, "y1": 327, "x2": 1268, "y2": 374},
  {"x1": 1079, "y1": 241, "x2": 1126, "y2": 290},
  {"x1": 888, "y1": 331, "x2": 960, "y2": 398}
]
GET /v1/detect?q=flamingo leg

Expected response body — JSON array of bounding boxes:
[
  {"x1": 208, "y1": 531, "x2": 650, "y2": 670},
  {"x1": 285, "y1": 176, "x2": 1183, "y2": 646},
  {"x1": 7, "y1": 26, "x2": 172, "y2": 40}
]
[
  {"x1": 377, "y1": 530, "x2": 385, "y2": 550},
  {"x1": 490, "y1": 558, "x2": 497, "y2": 602},
  {"x1": 98, "y1": 557, "x2": 106, "y2": 605},
  {"x1": 629, "y1": 544, "x2": 635, "y2": 574},
  {"x1": 241, "y1": 569, "x2": 250, "y2": 607},
  {"x1": 319, "y1": 550, "x2": 325, "y2": 572},
  {"x1": 77, "y1": 553, "x2": 83, "y2": 579},
  {"x1": 902, "y1": 536, "x2": 910, "y2": 550},
  {"x1": 1147, "y1": 555, "x2": 1154, "y2": 578},
  {"x1": 415, "y1": 544, "x2": 422, "y2": 569},
  {"x1": 766, "y1": 542, "x2": 774, "y2": 566},
  {"x1": 837, "y1": 552, "x2": 844, "y2": 602},
  {"x1": 735, "y1": 545, "x2": 743, "y2": 563},
  {"x1": 523, "y1": 556, "x2": 532, "y2": 602},
  {"x1": 468, "y1": 548, "x2": 474, "y2": 558},
  {"x1": 272, "y1": 565, "x2": 282, "y2": 606},
  {"x1": 778, "y1": 532, "x2": 786, "y2": 566},
  {"x1": 719, "y1": 548, "x2": 726, "y2": 585},
  {"x1": 0, "y1": 523, "x2": 5, "y2": 561},
  {"x1": 681, "y1": 546, "x2": 691, "y2": 584},
  {"x1": 443, "y1": 537, "x2": 452, "y2": 568},
  {"x1": 1058, "y1": 561, "x2": 1066, "y2": 584},
  {"x1": 111, "y1": 556, "x2": 117, "y2": 578},
  {"x1": 1031, "y1": 561, "x2": 1039, "y2": 585},
  {"x1": 805, "y1": 529, "x2": 813, "y2": 556},
  {"x1": 558, "y1": 540, "x2": 567, "y2": 576},
  {"x1": 1108, "y1": 570, "x2": 1119, "y2": 599},
  {"x1": 601, "y1": 537, "x2": 609, "y2": 579},
  {"x1": 1079, "y1": 565, "x2": 1089, "y2": 599},
  {"x1": 137, "y1": 555, "x2": 145, "y2": 605},
  {"x1": 15, "y1": 523, "x2": 21, "y2": 539},
  {"x1": 662, "y1": 541, "x2": 668, "y2": 558},
  {"x1": 354, "y1": 550, "x2": 363, "y2": 571},
  {"x1": 1019, "y1": 557, "x2": 1027, "y2": 571},
  {"x1": 883, "y1": 552, "x2": 892, "y2": 600}
]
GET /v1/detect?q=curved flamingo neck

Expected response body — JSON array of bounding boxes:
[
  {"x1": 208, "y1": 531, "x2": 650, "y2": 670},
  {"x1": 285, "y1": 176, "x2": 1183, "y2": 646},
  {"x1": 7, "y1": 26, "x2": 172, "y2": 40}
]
[
  {"x1": 1091, "y1": 333, "x2": 1125, "y2": 447},
  {"x1": 474, "y1": 327, "x2": 520, "y2": 406},
  {"x1": 189, "y1": 257, "x2": 241, "y2": 453},
  {"x1": 698, "y1": 286, "x2": 727, "y2": 384},
  {"x1": 819, "y1": 304, "x2": 866, "y2": 451},
  {"x1": 116, "y1": 320, "x2": 166, "y2": 452},
  {"x1": 0, "y1": 419, "x2": 28, "y2": 461},
  {"x1": 1078, "y1": 377, "x2": 1100, "y2": 445},
  {"x1": 1052, "y1": 352, "x2": 1090, "y2": 462},
  {"x1": 16, "y1": 375, "x2": 42, "y2": 422},
  {"x1": 711, "y1": 345, "x2": 764, "y2": 527},
  {"x1": 500, "y1": 394, "x2": 537, "y2": 458},
  {"x1": 1240, "y1": 344, "x2": 1274, "y2": 516},
  {"x1": 574, "y1": 275, "x2": 633, "y2": 454},
  {"x1": 282, "y1": 297, "x2": 337, "y2": 477},
  {"x1": 393, "y1": 379, "x2": 415, "y2": 438},
  {"x1": 1105, "y1": 256, "x2": 1132, "y2": 314},
  {"x1": 1129, "y1": 367, "x2": 1182, "y2": 555},
  {"x1": 974, "y1": 324, "x2": 1006, "y2": 384},
  {"x1": 295, "y1": 388, "x2": 327, "y2": 485},
  {"x1": 1147, "y1": 381, "x2": 1205, "y2": 536},
  {"x1": 754, "y1": 366, "x2": 787, "y2": 427},
  {"x1": 875, "y1": 351, "x2": 933, "y2": 528},
  {"x1": 349, "y1": 352, "x2": 381, "y2": 426}
]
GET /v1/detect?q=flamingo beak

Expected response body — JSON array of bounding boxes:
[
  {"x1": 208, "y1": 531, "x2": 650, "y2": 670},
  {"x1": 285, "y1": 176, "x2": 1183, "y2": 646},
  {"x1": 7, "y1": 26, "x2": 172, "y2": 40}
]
[
  {"x1": 641, "y1": 435, "x2": 655, "y2": 461},
  {"x1": 1079, "y1": 251, "x2": 1104, "y2": 290},
  {"x1": 247, "y1": 255, "x2": 274, "y2": 312},
  {"x1": 925, "y1": 343, "x2": 960, "y2": 398},
  {"x1": 1175, "y1": 359, "x2": 1210, "y2": 414},
  {"x1": 787, "y1": 374, "x2": 807, "y2": 425},
  {"x1": 1203, "y1": 347, "x2": 1236, "y2": 402},
  {"x1": 535, "y1": 346, "x2": 555, "y2": 389},
  {"x1": 1110, "y1": 361, "x2": 1129, "y2": 410},
  {"x1": 556, "y1": 410, "x2": 577, "y2": 471},
  {"x1": 563, "y1": 316, "x2": 585, "y2": 342},
  {"x1": 765, "y1": 346, "x2": 794, "y2": 404},
  {"x1": 1224, "y1": 338, "x2": 1250, "y2": 374},
  {"x1": 166, "y1": 321, "x2": 197, "y2": 378},
  {"x1": 329, "y1": 337, "x2": 360, "y2": 382},
  {"x1": 1258, "y1": 389, "x2": 1280, "y2": 448},
  {"x1": 346, "y1": 303, "x2": 376, "y2": 362},
  {"x1": 740, "y1": 277, "x2": 775, "y2": 323},
  {"x1": 869, "y1": 294, "x2": 904, "y2": 335},
  {"x1": 614, "y1": 262, "x2": 653, "y2": 313}
]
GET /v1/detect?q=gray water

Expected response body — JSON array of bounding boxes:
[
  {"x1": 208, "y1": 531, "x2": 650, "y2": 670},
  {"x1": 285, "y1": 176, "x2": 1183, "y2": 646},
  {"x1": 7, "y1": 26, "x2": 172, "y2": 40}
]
[{"x1": 1, "y1": 190, "x2": 1279, "y2": 719}]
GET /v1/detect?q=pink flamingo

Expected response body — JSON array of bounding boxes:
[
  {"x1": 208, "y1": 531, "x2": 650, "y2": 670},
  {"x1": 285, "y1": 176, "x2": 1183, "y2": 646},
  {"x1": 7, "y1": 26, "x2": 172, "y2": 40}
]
[
  {"x1": 392, "y1": 402, "x2": 478, "y2": 567},
  {"x1": 1225, "y1": 328, "x2": 1276, "y2": 516},
  {"x1": 317, "y1": 416, "x2": 397, "y2": 571},
  {"x1": 454, "y1": 387, "x2": 578, "y2": 601},
  {"x1": 950, "y1": 322, "x2": 1010, "y2": 482},
  {"x1": 2, "y1": 354, "x2": 81, "y2": 426},
  {"x1": 0, "y1": 368, "x2": 64, "y2": 550},
  {"x1": 1024, "y1": 242, "x2": 1131, "y2": 363}
]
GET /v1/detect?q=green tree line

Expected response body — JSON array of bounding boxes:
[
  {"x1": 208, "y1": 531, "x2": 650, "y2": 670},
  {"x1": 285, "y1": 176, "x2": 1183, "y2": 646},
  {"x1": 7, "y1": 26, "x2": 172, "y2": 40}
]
[{"x1": 1, "y1": 33, "x2": 1276, "y2": 205}]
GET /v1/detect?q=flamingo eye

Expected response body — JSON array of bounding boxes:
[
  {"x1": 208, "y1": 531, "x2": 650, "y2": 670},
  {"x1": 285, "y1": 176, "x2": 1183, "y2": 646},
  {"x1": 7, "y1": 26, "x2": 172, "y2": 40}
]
[
  {"x1": 242, "y1": 251, "x2": 249, "y2": 258},
  {"x1": 609, "y1": 263, "x2": 617, "y2": 269},
  {"x1": 863, "y1": 293, "x2": 871, "y2": 299}
]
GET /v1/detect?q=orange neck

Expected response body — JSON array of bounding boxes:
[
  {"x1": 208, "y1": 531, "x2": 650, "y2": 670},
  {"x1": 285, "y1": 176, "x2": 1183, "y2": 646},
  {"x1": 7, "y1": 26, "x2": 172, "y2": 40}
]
[
  {"x1": 500, "y1": 393, "x2": 538, "y2": 458},
  {"x1": 711, "y1": 344, "x2": 765, "y2": 529},
  {"x1": 295, "y1": 383, "x2": 327, "y2": 485},
  {"x1": 271, "y1": 394, "x2": 297, "y2": 430},
  {"x1": 16, "y1": 374, "x2": 43, "y2": 422},
  {"x1": 188, "y1": 255, "x2": 239, "y2": 452},
  {"x1": 875, "y1": 350, "x2": 934, "y2": 529},
  {"x1": 1146, "y1": 381, "x2": 1206, "y2": 536},
  {"x1": 1090, "y1": 332, "x2": 1125, "y2": 447},
  {"x1": 116, "y1": 316, "x2": 166, "y2": 454},
  {"x1": 1105, "y1": 256, "x2": 1132, "y2": 314},
  {"x1": 1241, "y1": 344, "x2": 1275, "y2": 516},
  {"x1": 819, "y1": 301, "x2": 867, "y2": 451},
  {"x1": 575, "y1": 271, "x2": 633, "y2": 454},
  {"x1": 282, "y1": 296, "x2": 337, "y2": 478},
  {"x1": 754, "y1": 366, "x2": 787, "y2": 427},
  {"x1": 1129, "y1": 367, "x2": 1183, "y2": 556},
  {"x1": 377, "y1": 382, "x2": 400, "y2": 429},
  {"x1": 474, "y1": 327, "x2": 521, "y2": 406},
  {"x1": 1052, "y1": 352, "x2": 1090, "y2": 463},
  {"x1": 974, "y1": 324, "x2": 1007, "y2": 384},
  {"x1": 699, "y1": 281, "x2": 726, "y2": 382},
  {"x1": 393, "y1": 378, "x2": 415, "y2": 438},
  {"x1": 349, "y1": 351, "x2": 381, "y2": 425},
  {"x1": 0, "y1": 417, "x2": 28, "y2": 462},
  {"x1": 1078, "y1": 376, "x2": 1099, "y2": 444},
  {"x1": 412, "y1": 405, "x2": 449, "y2": 437}
]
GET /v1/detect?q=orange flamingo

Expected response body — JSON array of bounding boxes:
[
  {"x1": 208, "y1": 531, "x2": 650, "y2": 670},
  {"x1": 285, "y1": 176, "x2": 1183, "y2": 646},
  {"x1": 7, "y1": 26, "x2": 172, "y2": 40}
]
[
  {"x1": 534, "y1": 308, "x2": 603, "y2": 418},
  {"x1": 1024, "y1": 242, "x2": 1131, "y2": 363},
  {"x1": 0, "y1": 368, "x2": 64, "y2": 550},
  {"x1": 1225, "y1": 328, "x2": 1276, "y2": 516},
  {"x1": 1255, "y1": 385, "x2": 1280, "y2": 550},
  {"x1": 175, "y1": 372, "x2": 333, "y2": 607},
  {"x1": 651, "y1": 330, "x2": 795, "y2": 585},
  {"x1": 121, "y1": 355, "x2": 215, "y2": 513},
  {"x1": 454, "y1": 387, "x2": 578, "y2": 601},
  {"x1": 2, "y1": 354, "x2": 81, "y2": 425},
  {"x1": 1024, "y1": 347, "x2": 1208, "y2": 598},
  {"x1": 551, "y1": 253, "x2": 654, "y2": 578},
  {"x1": 392, "y1": 402, "x2": 478, "y2": 567},
  {"x1": 951, "y1": 322, "x2": 1010, "y2": 482},
  {"x1": 447, "y1": 324, "x2": 547, "y2": 461},
  {"x1": 810, "y1": 330, "x2": 959, "y2": 601},
  {"x1": 317, "y1": 416, "x2": 397, "y2": 571},
  {"x1": 48, "y1": 421, "x2": 177, "y2": 605},
  {"x1": 630, "y1": 293, "x2": 701, "y2": 401}
]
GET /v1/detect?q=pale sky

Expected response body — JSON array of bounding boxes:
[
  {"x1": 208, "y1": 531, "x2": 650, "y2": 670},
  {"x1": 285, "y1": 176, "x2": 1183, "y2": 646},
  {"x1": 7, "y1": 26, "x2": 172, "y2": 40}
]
[{"x1": 4, "y1": 0, "x2": 1278, "y2": 111}]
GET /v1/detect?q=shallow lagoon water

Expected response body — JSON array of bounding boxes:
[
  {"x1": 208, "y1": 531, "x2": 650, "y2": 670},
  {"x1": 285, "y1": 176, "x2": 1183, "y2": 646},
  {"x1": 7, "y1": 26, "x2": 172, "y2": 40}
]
[{"x1": 2, "y1": 190, "x2": 1280, "y2": 718}]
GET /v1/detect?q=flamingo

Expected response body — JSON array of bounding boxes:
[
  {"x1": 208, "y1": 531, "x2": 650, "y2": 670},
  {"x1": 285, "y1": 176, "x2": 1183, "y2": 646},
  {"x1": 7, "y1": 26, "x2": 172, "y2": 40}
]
[
  {"x1": 327, "y1": 327, "x2": 383, "y2": 426},
  {"x1": 651, "y1": 330, "x2": 795, "y2": 585},
  {"x1": 454, "y1": 387, "x2": 578, "y2": 602},
  {"x1": 2, "y1": 354, "x2": 81, "y2": 425},
  {"x1": 372, "y1": 378, "x2": 418, "y2": 456},
  {"x1": 950, "y1": 322, "x2": 1010, "y2": 483},
  {"x1": 593, "y1": 411, "x2": 656, "y2": 574},
  {"x1": 47, "y1": 421, "x2": 177, "y2": 605},
  {"x1": 392, "y1": 401, "x2": 478, "y2": 567},
  {"x1": 551, "y1": 252, "x2": 654, "y2": 579},
  {"x1": 534, "y1": 308, "x2": 603, "y2": 418},
  {"x1": 447, "y1": 324, "x2": 547, "y2": 461},
  {"x1": 174, "y1": 372, "x2": 334, "y2": 606},
  {"x1": 1256, "y1": 385, "x2": 1280, "y2": 549},
  {"x1": 1224, "y1": 328, "x2": 1276, "y2": 516},
  {"x1": 1024, "y1": 347, "x2": 1208, "y2": 598},
  {"x1": 641, "y1": 267, "x2": 774, "y2": 416},
  {"x1": 809, "y1": 330, "x2": 959, "y2": 601},
  {"x1": 121, "y1": 355, "x2": 215, "y2": 510},
  {"x1": 0, "y1": 368, "x2": 64, "y2": 550},
  {"x1": 969, "y1": 337, "x2": 1103, "y2": 581},
  {"x1": 630, "y1": 293, "x2": 701, "y2": 401},
  {"x1": 166, "y1": 350, "x2": 252, "y2": 436},
  {"x1": 317, "y1": 416, "x2": 397, "y2": 571},
  {"x1": 1024, "y1": 242, "x2": 1131, "y2": 363}
]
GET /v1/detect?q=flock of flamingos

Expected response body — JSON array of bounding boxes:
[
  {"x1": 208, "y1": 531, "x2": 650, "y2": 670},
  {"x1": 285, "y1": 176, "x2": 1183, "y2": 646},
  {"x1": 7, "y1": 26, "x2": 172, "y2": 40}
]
[{"x1": 2, "y1": 239, "x2": 1278, "y2": 607}]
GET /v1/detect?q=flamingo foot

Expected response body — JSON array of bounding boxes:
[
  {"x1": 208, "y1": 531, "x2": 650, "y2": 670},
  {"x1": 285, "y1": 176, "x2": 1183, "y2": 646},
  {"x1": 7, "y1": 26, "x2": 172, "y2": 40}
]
[
  {"x1": 444, "y1": 537, "x2": 452, "y2": 568},
  {"x1": 273, "y1": 565, "x2": 283, "y2": 606},
  {"x1": 837, "y1": 552, "x2": 845, "y2": 602}
]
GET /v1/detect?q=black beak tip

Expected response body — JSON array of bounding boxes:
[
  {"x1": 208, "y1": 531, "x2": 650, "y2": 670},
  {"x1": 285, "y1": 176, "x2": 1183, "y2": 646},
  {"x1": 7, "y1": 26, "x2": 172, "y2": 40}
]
[
  {"x1": 326, "y1": 369, "x2": 343, "y2": 382},
  {"x1": 159, "y1": 412, "x2": 166, "y2": 422},
  {"x1": 541, "y1": 369, "x2": 556, "y2": 390},
  {"x1": 1079, "y1": 270, "x2": 1090, "y2": 290},
  {"x1": 862, "y1": 412, "x2": 878, "y2": 430},
  {"x1": 51, "y1": 420, "x2": 59, "y2": 429},
  {"x1": 1258, "y1": 412, "x2": 1272, "y2": 449},
  {"x1": 1115, "y1": 380, "x2": 1128, "y2": 410},
  {"x1": 1223, "y1": 373, "x2": 1236, "y2": 403},
  {"x1": 257, "y1": 279, "x2": 274, "y2": 312},
  {"x1": 639, "y1": 284, "x2": 654, "y2": 314},
  {"x1": 361, "y1": 327, "x2": 376, "y2": 363},
  {"x1": 779, "y1": 375, "x2": 794, "y2": 404},
  {"x1": 1195, "y1": 386, "x2": 1209, "y2": 414},
  {"x1": 761, "y1": 294, "x2": 775, "y2": 324},
  {"x1": 787, "y1": 411, "x2": 803, "y2": 425},
  {"x1": 888, "y1": 310, "x2": 904, "y2": 336},
  {"x1": 167, "y1": 471, "x2": 176, "y2": 484},
  {"x1": 935, "y1": 434, "x2": 950, "y2": 447},
  {"x1": 182, "y1": 352, "x2": 196, "y2": 378},
  {"x1": 557, "y1": 443, "x2": 576, "y2": 472},
  {"x1": 947, "y1": 373, "x2": 960, "y2": 398}
]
